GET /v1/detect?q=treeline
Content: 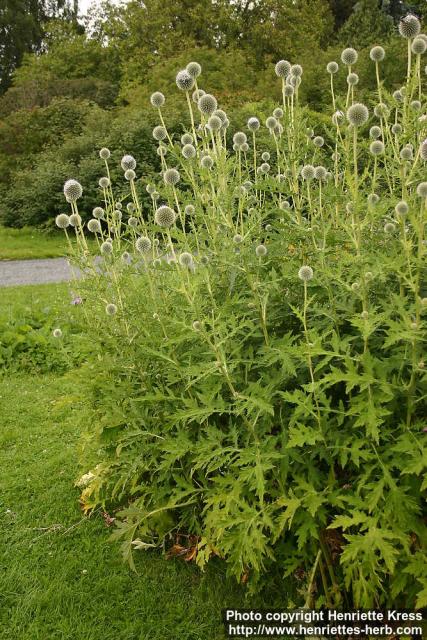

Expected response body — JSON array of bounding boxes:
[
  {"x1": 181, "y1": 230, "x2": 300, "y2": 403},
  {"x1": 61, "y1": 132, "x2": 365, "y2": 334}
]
[{"x1": 0, "y1": 0, "x2": 425, "y2": 227}]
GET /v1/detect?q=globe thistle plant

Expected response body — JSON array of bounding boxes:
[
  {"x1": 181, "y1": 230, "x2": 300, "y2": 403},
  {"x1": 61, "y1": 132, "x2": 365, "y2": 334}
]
[
  {"x1": 255, "y1": 244, "x2": 267, "y2": 257},
  {"x1": 298, "y1": 265, "x2": 314, "y2": 281},
  {"x1": 347, "y1": 103, "x2": 369, "y2": 126},
  {"x1": 105, "y1": 303, "x2": 117, "y2": 316},
  {"x1": 135, "y1": 236, "x2": 152, "y2": 253},
  {"x1": 163, "y1": 168, "x2": 180, "y2": 186},
  {"x1": 398, "y1": 14, "x2": 421, "y2": 39},
  {"x1": 87, "y1": 218, "x2": 102, "y2": 233},
  {"x1": 176, "y1": 69, "x2": 195, "y2": 91},
  {"x1": 99, "y1": 147, "x2": 111, "y2": 160},
  {"x1": 55, "y1": 213, "x2": 70, "y2": 229},
  {"x1": 153, "y1": 126, "x2": 167, "y2": 142},
  {"x1": 69, "y1": 213, "x2": 81, "y2": 227},
  {"x1": 150, "y1": 91, "x2": 165, "y2": 108},
  {"x1": 275, "y1": 60, "x2": 291, "y2": 78},
  {"x1": 155, "y1": 205, "x2": 176, "y2": 227},
  {"x1": 197, "y1": 94, "x2": 217, "y2": 115},
  {"x1": 63, "y1": 179, "x2": 82, "y2": 202},
  {"x1": 327, "y1": 61, "x2": 339, "y2": 74},
  {"x1": 370, "y1": 46, "x2": 385, "y2": 62},
  {"x1": 121, "y1": 155, "x2": 136, "y2": 171},
  {"x1": 341, "y1": 47, "x2": 358, "y2": 66}
]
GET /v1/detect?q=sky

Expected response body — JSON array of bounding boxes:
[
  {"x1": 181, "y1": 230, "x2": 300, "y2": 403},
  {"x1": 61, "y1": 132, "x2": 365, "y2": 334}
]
[{"x1": 78, "y1": 0, "x2": 128, "y2": 15}]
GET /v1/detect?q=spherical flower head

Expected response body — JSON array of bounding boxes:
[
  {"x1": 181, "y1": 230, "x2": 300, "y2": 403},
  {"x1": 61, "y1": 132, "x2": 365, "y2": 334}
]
[
  {"x1": 179, "y1": 251, "x2": 193, "y2": 267},
  {"x1": 275, "y1": 59, "x2": 291, "y2": 78},
  {"x1": 181, "y1": 133, "x2": 193, "y2": 145},
  {"x1": 55, "y1": 213, "x2": 70, "y2": 229},
  {"x1": 284, "y1": 85, "x2": 294, "y2": 97},
  {"x1": 393, "y1": 89, "x2": 403, "y2": 102},
  {"x1": 155, "y1": 205, "x2": 176, "y2": 227},
  {"x1": 201, "y1": 155, "x2": 214, "y2": 169},
  {"x1": 90, "y1": 207, "x2": 103, "y2": 221},
  {"x1": 400, "y1": 146, "x2": 413, "y2": 161},
  {"x1": 395, "y1": 201, "x2": 408, "y2": 216},
  {"x1": 184, "y1": 204, "x2": 195, "y2": 216},
  {"x1": 157, "y1": 145, "x2": 167, "y2": 157},
  {"x1": 391, "y1": 123, "x2": 402, "y2": 135},
  {"x1": 327, "y1": 61, "x2": 339, "y2": 74},
  {"x1": 420, "y1": 139, "x2": 427, "y2": 161},
  {"x1": 273, "y1": 107, "x2": 283, "y2": 119},
  {"x1": 99, "y1": 147, "x2": 111, "y2": 160},
  {"x1": 313, "y1": 135, "x2": 324, "y2": 147},
  {"x1": 241, "y1": 142, "x2": 249, "y2": 153},
  {"x1": 213, "y1": 109, "x2": 227, "y2": 124},
  {"x1": 411, "y1": 37, "x2": 426, "y2": 55},
  {"x1": 122, "y1": 251, "x2": 131, "y2": 264},
  {"x1": 374, "y1": 103, "x2": 390, "y2": 118},
  {"x1": 255, "y1": 244, "x2": 267, "y2": 257},
  {"x1": 128, "y1": 216, "x2": 138, "y2": 227},
  {"x1": 351, "y1": 282, "x2": 360, "y2": 292},
  {"x1": 105, "y1": 303, "x2": 117, "y2": 316},
  {"x1": 233, "y1": 234, "x2": 243, "y2": 244},
  {"x1": 52, "y1": 328, "x2": 62, "y2": 338},
  {"x1": 63, "y1": 179, "x2": 83, "y2": 202},
  {"x1": 370, "y1": 140, "x2": 385, "y2": 155},
  {"x1": 314, "y1": 165, "x2": 327, "y2": 180},
  {"x1": 410, "y1": 100, "x2": 421, "y2": 111},
  {"x1": 127, "y1": 202, "x2": 135, "y2": 213},
  {"x1": 99, "y1": 177, "x2": 110, "y2": 189},
  {"x1": 121, "y1": 155, "x2": 136, "y2": 172},
  {"x1": 186, "y1": 61, "x2": 201, "y2": 78},
  {"x1": 279, "y1": 200, "x2": 291, "y2": 210},
  {"x1": 368, "y1": 193, "x2": 379, "y2": 206},
  {"x1": 347, "y1": 72, "x2": 359, "y2": 86},
  {"x1": 163, "y1": 168, "x2": 180, "y2": 185},
  {"x1": 301, "y1": 164, "x2": 315, "y2": 180},
  {"x1": 101, "y1": 241, "x2": 113, "y2": 255},
  {"x1": 341, "y1": 47, "x2": 358, "y2": 66},
  {"x1": 332, "y1": 110, "x2": 344, "y2": 126},
  {"x1": 384, "y1": 222, "x2": 396, "y2": 233},
  {"x1": 116, "y1": 202, "x2": 122, "y2": 210},
  {"x1": 233, "y1": 131, "x2": 247, "y2": 146},
  {"x1": 369, "y1": 125, "x2": 381, "y2": 139},
  {"x1": 260, "y1": 162, "x2": 270, "y2": 174},
  {"x1": 416, "y1": 182, "x2": 427, "y2": 198},
  {"x1": 153, "y1": 125, "x2": 167, "y2": 141},
  {"x1": 247, "y1": 117, "x2": 260, "y2": 131},
  {"x1": 290, "y1": 64, "x2": 303, "y2": 77},
  {"x1": 69, "y1": 213, "x2": 81, "y2": 227},
  {"x1": 150, "y1": 91, "x2": 165, "y2": 108},
  {"x1": 398, "y1": 14, "x2": 421, "y2": 39},
  {"x1": 207, "y1": 115, "x2": 222, "y2": 131},
  {"x1": 192, "y1": 88, "x2": 205, "y2": 103},
  {"x1": 265, "y1": 116, "x2": 277, "y2": 130},
  {"x1": 181, "y1": 143, "x2": 196, "y2": 160},
  {"x1": 135, "y1": 236, "x2": 152, "y2": 253},
  {"x1": 176, "y1": 69, "x2": 195, "y2": 91},
  {"x1": 87, "y1": 218, "x2": 102, "y2": 233},
  {"x1": 298, "y1": 265, "x2": 313, "y2": 281},
  {"x1": 125, "y1": 169, "x2": 136, "y2": 181},
  {"x1": 198, "y1": 93, "x2": 217, "y2": 115},
  {"x1": 289, "y1": 75, "x2": 301, "y2": 87},
  {"x1": 347, "y1": 103, "x2": 369, "y2": 127},
  {"x1": 370, "y1": 46, "x2": 385, "y2": 62},
  {"x1": 261, "y1": 151, "x2": 270, "y2": 162}
]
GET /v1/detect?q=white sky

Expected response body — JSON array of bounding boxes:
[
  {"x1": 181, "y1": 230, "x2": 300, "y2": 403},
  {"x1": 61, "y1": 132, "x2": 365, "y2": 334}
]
[{"x1": 79, "y1": 0, "x2": 128, "y2": 15}]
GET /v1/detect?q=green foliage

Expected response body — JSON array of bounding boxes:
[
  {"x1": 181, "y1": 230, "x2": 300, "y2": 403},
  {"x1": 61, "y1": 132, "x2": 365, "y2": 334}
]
[{"x1": 60, "y1": 39, "x2": 427, "y2": 610}]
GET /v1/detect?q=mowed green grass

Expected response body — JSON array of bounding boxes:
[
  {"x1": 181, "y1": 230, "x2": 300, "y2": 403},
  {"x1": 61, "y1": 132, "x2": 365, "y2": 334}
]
[{"x1": 0, "y1": 226, "x2": 67, "y2": 260}]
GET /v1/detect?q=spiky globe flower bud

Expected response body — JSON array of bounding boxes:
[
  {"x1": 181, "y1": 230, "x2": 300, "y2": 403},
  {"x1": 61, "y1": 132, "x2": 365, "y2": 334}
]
[
  {"x1": 410, "y1": 100, "x2": 421, "y2": 111},
  {"x1": 314, "y1": 166, "x2": 327, "y2": 180},
  {"x1": 289, "y1": 75, "x2": 301, "y2": 88},
  {"x1": 87, "y1": 218, "x2": 102, "y2": 233},
  {"x1": 301, "y1": 164, "x2": 315, "y2": 180},
  {"x1": 198, "y1": 94, "x2": 217, "y2": 115},
  {"x1": 121, "y1": 155, "x2": 136, "y2": 171},
  {"x1": 163, "y1": 168, "x2": 180, "y2": 185},
  {"x1": 398, "y1": 14, "x2": 421, "y2": 39},
  {"x1": 128, "y1": 216, "x2": 138, "y2": 227},
  {"x1": 347, "y1": 72, "x2": 359, "y2": 85},
  {"x1": 186, "y1": 61, "x2": 201, "y2": 78},
  {"x1": 192, "y1": 88, "x2": 205, "y2": 103},
  {"x1": 99, "y1": 147, "x2": 110, "y2": 160},
  {"x1": 99, "y1": 177, "x2": 110, "y2": 189},
  {"x1": 273, "y1": 107, "x2": 283, "y2": 119},
  {"x1": 279, "y1": 200, "x2": 291, "y2": 210},
  {"x1": 101, "y1": 241, "x2": 113, "y2": 255},
  {"x1": 63, "y1": 179, "x2": 83, "y2": 201},
  {"x1": 213, "y1": 109, "x2": 227, "y2": 124},
  {"x1": 395, "y1": 201, "x2": 409, "y2": 216},
  {"x1": 233, "y1": 131, "x2": 247, "y2": 146},
  {"x1": 55, "y1": 213, "x2": 70, "y2": 229},
  {"x1": 262, "y1": 152, "x2": 270, "y2": 161},
  {"x1": 69, "y1": 213, "x2": 81, "y2": 227},
  {"x1": 368, "y1": 193, "x2": 379, "y2": 206},
  {"x1": 370, "y1": 46, "x2": 385, "y2": 62},
  {"x1": 411, "y1": 37, "x2": 426, "y2": 55},
  {"x1": 393, "y1": 89, "x2": 403, "y2": 102},
  {"x1": 247, "y1": 117, "x2": 260, "y2": 131},
  {"x1": 150, "y1": 91, "x2": 165, "y2": 108},
  {"x1": 416, "y1": 182, "x2": 427, "y2": 198},
  {"x1": 135, "y1": 236, "x2": 152, "y2": 253},
  {"x1": 184, "y1": 204, "x2": 195, "y2": 216},
  {"x1": 124, "y1": 169, "x2": 135, "y2": 181},
  {"x1": 155, "y1": 205, "x2": 176, "y2": 227},
  {"x1": 92, "y1": 207, "x2": 104, "y2": 219},
  {"x1": 326, "y1": 61, "x2": 339, "y2": 74},
  {"x1": 290, "y1": 64, "x2": 303, "y2": 77},
  {"x1": 176, "y1": 69, "x2": 195, "y2": 91},
  {"x1": 182, "y1": 144, "x2": 196, "y2": 159},
  {"x1": 52, "y1": 328, "x2": 62, "y2": 338},
  {"x1": 420, "y1": 139, "x2": 427, "y2": 161},
  {"x1": 106, "y1": 303, "x2": 117, "y2": 316},
  {"x1": 207, "y1": 115, "x2": 222, "y2": 131},
  {"x1": 332, "y1": 110, "x2": 344, "y2": 126},
  {"x1": 127, "y1": 202, "x2": 135, "y2": 213},
  {"x1": 370, "y1": 140, "x2": 385, "y2": 155},
  {"x1": 255, "y1": 244, "x2": 267, "y2": 257},
  {"x1": 313, "y1": 135, "x2": 324, "y2": 147},
  {"x1": 384, "y1": 222, "x2": 396, "y2": 233},
  {"x1": 266, "y1": 116, "x2": 277, "y2": 130},
  {"x1": 153, "y1": 125, "x2": 167, "y2": 142},
  {"x1": 260, "y1": 162, "x2": 270, "y2": 174},
  {"x1": 341, "y1": 47, "x2": 358, "y2": 66},
  {"x1": 374, "y1": 103, "x2": 390, "y2": 118},
  {"x1": 400, "y1": 146, "x2": 413, "y2": 160},
  {"x1": 241, "y1": 142, "x2": 249, "y2": 152},
  {"x1": 233, "y1": 234, "x2": 243, "y2": 244},
  {"x1": 347, "y1": 103, "x2": 369, "y2": 126},
  {"x1": 157, "y1": 145, "x2": 167, "y2": 157},
  {"x1": 179, "y1": 251, "x2": 193, "y2": 267},
  {"x1": 391, "y1": 123, "x2": 402, "y2": 135},
  {"x1": 275, "y1": 60, "x2": 291, "y2": 78},
  {"x1": 201, "y1": 155, "x2": 214, "y2": 169},
  {"x1": 181, "y1": 133, "x2": 193, "y2": 145},
  {"x1": 192, "y1": 320, "x2": 202, "y2": 331},
  {"x1": 298, "y1": 265, "x2": 313, "y2": 281},
  {"x1": 284, "y1": 85, "x2": 294, "y2": 97},
  {"x1": 369, "y1": 125, "x2": 381, "y2": 139}
]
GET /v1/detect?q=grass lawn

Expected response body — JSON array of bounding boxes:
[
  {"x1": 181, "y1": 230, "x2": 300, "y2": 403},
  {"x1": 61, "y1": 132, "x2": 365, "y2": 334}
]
[
  {"x1": 0, "y1": 282, "x2": 73, "y2": 320},
  {"x1": 0, "y1": 226, "x2": 68, "y2": 260}
]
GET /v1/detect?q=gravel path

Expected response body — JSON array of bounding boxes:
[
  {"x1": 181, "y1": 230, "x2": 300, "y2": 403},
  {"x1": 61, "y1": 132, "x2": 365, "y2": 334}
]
[{"x1": 0, "y1": 258, "x2": 80, "y2": 287}]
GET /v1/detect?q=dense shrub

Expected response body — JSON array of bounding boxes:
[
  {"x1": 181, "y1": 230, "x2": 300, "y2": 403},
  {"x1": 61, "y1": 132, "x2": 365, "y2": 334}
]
[{"x1": 51, "y1": 24, "x2": 427, "y2": 609}]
